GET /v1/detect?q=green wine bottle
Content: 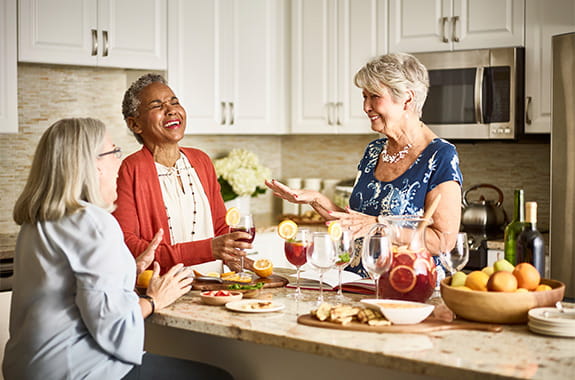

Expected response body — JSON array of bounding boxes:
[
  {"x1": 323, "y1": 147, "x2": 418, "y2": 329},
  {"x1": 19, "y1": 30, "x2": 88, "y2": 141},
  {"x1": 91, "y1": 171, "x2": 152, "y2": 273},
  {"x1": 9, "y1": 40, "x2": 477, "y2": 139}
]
[{"x1": 504, "y1": 189, "x2": 526, "y2": 265}]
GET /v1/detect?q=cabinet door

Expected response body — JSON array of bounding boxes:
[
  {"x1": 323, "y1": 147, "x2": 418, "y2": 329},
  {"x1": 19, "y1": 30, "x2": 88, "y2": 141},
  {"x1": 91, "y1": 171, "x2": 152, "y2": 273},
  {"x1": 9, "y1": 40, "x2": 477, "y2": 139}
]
[
  {"x1": 452, "y1": 0, "x2": 524, "y2": 50},
  {"x1": 524, "y1": 0, "x2": 575, "y2": 134},
  {"x1": 1, "y1": 0, "x2": 18, "y2": 133},
  {"x1": 98, "y1": 0, "x2": 166, "y2": 70},
  {"x1": 18, "y1": 0, "x2": 98, "y2": 65},
  {"x1": 336, "y1": 0, "x2": 387, "y2": 134}
]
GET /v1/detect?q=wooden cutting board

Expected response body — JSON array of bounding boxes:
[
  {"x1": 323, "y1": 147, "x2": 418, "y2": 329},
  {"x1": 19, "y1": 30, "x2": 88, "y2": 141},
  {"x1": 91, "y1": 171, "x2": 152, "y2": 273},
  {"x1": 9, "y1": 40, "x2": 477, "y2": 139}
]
[
  {"x1": 297, "y1": 314, "x2": 503, "y2": 333},
  {"x1": 192, "y1": 274, "x2": 289, "y2": 291}
]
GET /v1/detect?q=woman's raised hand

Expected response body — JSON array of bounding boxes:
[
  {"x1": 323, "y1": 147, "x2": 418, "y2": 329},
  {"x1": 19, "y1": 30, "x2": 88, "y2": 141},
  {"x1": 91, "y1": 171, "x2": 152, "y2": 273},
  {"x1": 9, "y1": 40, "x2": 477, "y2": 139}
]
[
  {"x1": 264, "y1": 179, "x2": 317, "y2": 204},
  {"x1": 146, "y1": 262, "x2": 193, "y2": 311},
  {"x1": 135, "y1": 228, "x2": 163, "y2": 275},
  {"x1": 330, "y1": 208, "x2": 378, "y2": 238}
]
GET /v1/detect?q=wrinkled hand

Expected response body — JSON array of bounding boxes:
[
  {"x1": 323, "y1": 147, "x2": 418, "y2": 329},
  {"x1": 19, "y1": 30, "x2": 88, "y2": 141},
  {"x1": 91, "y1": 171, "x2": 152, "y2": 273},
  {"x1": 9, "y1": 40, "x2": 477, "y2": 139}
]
[
  {"x1": 211, "y1": 232, "x2": 252, "y2": 265},
  {"x1": 330, "y1": 208, "x2": 378, "y2": 239},
  {"x1": 146, "y1": 262, "x2": 193, "y2": 310},
  {"x1": 135, "y1": 228, "x2": 163, "y2": 275},
  {"x1": 226, "y1": 256, "x2": 255, "y2": 273},
  {"x1": 265, "y1": 179, "x2": 317, "y2": 204}
]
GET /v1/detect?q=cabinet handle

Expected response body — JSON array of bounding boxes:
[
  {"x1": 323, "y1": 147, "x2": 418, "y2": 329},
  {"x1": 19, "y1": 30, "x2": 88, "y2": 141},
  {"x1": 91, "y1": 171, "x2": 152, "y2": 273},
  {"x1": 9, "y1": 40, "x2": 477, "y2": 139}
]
[
  {"x1": 525, "y1": 96, "x2": 532, "y2": 125},
  {"x1": 451, "y1": 16, "x2": 460, "y2": 43},
  {"x1": 102, "y1": 30, "x2": 109, "y2": 57},
  {"x1": 441, "y1": 17, "x2": 449, "y2": 43},
  {"x1": 91, "y1": 29, "x2": 98, "y2": 56},
  {"x1": 336, "y1": 102, "x2": 342, "y2": 125},
  {"x1": 229, "y1": 102, "x2": 234, "y2": 125},
  {"x1": 325, "y1": 103, "x2": 333, "y2": 125},
  {"x1": 474, "y1": 67, "x2": 484, "y2": 124},
  {"x1": 220, "y1": 101, "x2": 227, "y2": 125}
]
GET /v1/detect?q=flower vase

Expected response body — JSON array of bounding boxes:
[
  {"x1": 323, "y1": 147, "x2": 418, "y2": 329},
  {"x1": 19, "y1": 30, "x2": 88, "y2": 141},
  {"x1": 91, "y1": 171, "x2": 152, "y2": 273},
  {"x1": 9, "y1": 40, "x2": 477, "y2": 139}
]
[{"x1": 224, "y1": 196, "x2": 251, "y2": 216}]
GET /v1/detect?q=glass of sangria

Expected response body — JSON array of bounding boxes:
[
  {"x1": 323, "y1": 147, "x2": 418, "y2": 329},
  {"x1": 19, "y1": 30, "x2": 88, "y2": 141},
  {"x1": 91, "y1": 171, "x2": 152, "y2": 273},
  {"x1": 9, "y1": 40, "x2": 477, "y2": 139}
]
[
  {"x1": 284, "y1": 228, "x2": 311, "y2": 299},
  {"x1": 229, "y1": 214, "x2": 256, "y2": 281},
  {"x1": 378, "y1": 216, "x2": 437, "y2": 303}
]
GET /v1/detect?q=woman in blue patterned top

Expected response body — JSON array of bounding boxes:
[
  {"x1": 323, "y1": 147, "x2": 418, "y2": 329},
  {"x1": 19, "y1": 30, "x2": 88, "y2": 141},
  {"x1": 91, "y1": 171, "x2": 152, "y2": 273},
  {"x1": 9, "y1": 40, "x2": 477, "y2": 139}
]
[{"x1": 266, "y1": 53, "x2": 462, "y2": 276}]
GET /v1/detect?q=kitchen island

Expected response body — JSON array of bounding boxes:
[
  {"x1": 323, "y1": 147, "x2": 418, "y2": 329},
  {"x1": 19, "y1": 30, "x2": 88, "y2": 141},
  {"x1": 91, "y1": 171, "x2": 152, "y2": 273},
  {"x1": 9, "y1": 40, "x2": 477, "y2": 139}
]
[{"x1": 144, "y1": 286, "x2": 574, "y2": 380}]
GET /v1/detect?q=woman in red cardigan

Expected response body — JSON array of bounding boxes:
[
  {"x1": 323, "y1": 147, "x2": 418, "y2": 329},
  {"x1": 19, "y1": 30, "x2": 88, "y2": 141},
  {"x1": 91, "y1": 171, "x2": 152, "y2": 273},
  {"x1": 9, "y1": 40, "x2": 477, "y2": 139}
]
[{"x1": 113, "y1": 74, "x2": 252, "y2": 273}]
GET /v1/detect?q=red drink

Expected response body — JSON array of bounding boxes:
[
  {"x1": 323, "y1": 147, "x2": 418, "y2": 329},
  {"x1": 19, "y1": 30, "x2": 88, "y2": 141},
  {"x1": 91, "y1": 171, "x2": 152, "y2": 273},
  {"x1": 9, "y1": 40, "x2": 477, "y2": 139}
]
[
  {"x1": 284, "y1": 240, "x2": 308, "y2": 267},
  {"x1": 230, "y1": 227, "x2": 256, "y2": 244}
]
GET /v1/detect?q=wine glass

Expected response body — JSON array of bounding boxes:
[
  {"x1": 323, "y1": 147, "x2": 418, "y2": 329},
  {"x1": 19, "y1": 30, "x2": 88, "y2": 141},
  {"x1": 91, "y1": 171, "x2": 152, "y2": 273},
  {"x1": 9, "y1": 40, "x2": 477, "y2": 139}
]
[
  {"x1": 333, "y1": 229, "x2": 355, "y2": 302},
  {"x1": 306, "y1": 232, "x2": 338, "y2": 304},
  {"x1": 284, "y1": 228, "x2": 311, "y2": 299},
  {"x1": 229, "y1": 214, "x2": 256, "y2": 281},
  {"x1": 439, "y1": 232, "x2": 470, "y2": 276},
  {"x1": 361, "y1": 224, "x2": 393, "y2": 299}
]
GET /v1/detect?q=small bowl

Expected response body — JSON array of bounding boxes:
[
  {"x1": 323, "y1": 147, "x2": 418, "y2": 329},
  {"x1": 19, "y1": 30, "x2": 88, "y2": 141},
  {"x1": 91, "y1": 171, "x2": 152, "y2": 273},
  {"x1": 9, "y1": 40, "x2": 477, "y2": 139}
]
[
  {"x1": 440, "y1": 278, "x2": 565, "y2": 324},
  {"x1": 200, "y1": 290, "x2": 243, "y2": 306},
  {"x1": 361, "y1": 299, "x2": 435, "y2": 324}
]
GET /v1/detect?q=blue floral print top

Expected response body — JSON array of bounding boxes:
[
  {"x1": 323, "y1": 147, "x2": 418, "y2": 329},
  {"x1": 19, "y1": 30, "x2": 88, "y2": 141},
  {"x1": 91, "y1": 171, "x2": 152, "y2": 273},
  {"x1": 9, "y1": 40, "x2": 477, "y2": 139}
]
[{"x1": 346, "y1": 137, "x2": 463, "y2": 278}]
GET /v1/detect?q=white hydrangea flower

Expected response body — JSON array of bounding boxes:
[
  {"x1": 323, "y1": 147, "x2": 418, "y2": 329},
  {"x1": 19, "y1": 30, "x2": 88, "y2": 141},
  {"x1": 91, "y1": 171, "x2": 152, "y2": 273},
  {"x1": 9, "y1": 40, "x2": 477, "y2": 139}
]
[{"x1": 213, "y1": 149, "x2": 271, "y2": 198}]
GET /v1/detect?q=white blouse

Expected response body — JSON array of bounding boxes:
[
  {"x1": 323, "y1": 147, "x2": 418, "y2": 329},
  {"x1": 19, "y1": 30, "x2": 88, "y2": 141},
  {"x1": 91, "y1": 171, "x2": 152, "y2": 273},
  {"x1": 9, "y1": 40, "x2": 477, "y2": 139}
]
[{"x1": 155, "y1": 153, "x2": 214, "y2": 243}]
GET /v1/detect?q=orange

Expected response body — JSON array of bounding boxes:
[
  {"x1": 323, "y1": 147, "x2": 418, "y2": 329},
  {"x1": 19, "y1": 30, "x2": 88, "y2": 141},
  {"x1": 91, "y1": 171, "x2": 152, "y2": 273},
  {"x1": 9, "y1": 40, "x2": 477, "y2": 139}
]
[
  {"x1": 535, "y1": 284, "x2": 552, "y2": 292},
  {"x1": 225, "y1": 207, "x2": 241, "y2": 226},
  {"x1": 487, "y1": 271, "x2": 518, "y2": 292},
  {"x1": 327, "y1": 221, "x2": 343, "y2": 241},
  {"x1": 277, "y1": 219, "x2": 298, "y2": 240},
  {"x1": 512, "y1": 263, "x2": 541, "y2": 291},
  {"x1": 516, "y1": 288, "x2": 529, "y2": 293},
  {"x1": 465, "y1": 271, "x2": 489, "y2": 291},
  {"x1": 389, "y1": 265, "x2": 417, "y2": 293},
  {"x1": 136, "y1": 270, "x2": 153, "y2": 288},
  {"x1": 253, "y1": 258, "x2": 273, "y2": 278}
]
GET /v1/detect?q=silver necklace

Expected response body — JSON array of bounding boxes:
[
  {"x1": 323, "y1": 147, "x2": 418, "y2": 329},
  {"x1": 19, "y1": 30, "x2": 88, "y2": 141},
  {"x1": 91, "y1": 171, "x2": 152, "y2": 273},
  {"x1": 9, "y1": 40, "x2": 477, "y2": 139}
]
[{"x1": 380, "y1": 143, "x2": 413, "y2": 164}]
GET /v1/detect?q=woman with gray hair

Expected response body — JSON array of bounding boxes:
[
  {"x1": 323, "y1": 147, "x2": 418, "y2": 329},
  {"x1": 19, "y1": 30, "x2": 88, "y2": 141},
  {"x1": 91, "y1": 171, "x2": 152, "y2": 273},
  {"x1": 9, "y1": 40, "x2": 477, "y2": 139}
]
[
  {"x1": 3, "y1": 118, "x2": 232, "y2": 379},
  {"x1": 266, "y1": 53, "x2": 463, "y2": 276}
]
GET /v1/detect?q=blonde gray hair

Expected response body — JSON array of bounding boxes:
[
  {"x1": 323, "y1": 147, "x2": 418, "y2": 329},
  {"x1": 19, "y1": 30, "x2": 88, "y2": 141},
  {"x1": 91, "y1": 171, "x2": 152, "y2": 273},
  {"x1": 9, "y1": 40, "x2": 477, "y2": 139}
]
[
  {"x1": 354, "y1": 53, "x2": 429, "y2": 116},
  {"x1": 13, "y1": 118, "x2": 107, "y2": 225}
]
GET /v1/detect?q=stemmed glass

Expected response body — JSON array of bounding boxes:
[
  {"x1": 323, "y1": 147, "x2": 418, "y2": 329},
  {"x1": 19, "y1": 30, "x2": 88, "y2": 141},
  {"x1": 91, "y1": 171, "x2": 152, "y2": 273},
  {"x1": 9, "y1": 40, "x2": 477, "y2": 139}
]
[
  {"x1": 361, "y1": 224, "x2": 393, "y2": 299},
  {"x1": 439, "y1": 232, "x2": 470, "y2": 276},
  {"x1": 306, "y1": 232, "x2": 338, "y2": 304},
  {"x1": 333, "y1": 229, "x2": 356, "y2": 302},
  {"x1": 229, "y1": 214, "x2": 256, "y2": 281},
  {"x1": 284, "y1": 228, "x2": 311, "y2": 299}
]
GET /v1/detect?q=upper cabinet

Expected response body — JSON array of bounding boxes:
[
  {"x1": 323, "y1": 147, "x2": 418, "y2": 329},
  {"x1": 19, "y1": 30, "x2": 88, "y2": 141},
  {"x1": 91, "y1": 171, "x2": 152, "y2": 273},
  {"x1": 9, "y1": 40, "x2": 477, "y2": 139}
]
[
  {"x1": 18, "y1": 0, "x2": 167, "y2": 70},
  {"x1": 168, "y1": 0, "x2": 287, "y2": 135},
  {"x1": 1, "y1": 0, "x2": 18, "y2": 133},
  {"x1": 291, "y1": 0, "x2": 387, "y2": 134},
  {"x1": 389, "y1": 0, "x2": 524, "y2": 53},
  {"x1": 524, "y1": 0, "x2": 575, "y2": 134}
]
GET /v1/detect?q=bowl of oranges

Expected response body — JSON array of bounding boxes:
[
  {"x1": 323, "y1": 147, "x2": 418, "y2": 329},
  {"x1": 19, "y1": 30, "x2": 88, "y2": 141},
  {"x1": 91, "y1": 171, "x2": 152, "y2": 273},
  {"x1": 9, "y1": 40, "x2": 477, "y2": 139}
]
[{"x1": 440, "y1": 261, "x2": 565, "y2": 324}]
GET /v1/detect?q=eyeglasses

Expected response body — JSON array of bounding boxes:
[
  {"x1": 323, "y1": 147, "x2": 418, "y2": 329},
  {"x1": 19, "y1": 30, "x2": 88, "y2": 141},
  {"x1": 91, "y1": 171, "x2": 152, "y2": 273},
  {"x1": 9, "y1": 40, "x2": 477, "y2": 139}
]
[{"x1": 98, "y1": 147, "x2": 122, "y2": 159}]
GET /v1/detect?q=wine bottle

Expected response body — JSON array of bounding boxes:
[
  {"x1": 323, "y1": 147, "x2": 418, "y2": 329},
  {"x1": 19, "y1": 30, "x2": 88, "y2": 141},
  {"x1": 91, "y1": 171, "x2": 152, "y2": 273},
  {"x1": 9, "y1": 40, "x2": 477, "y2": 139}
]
[
  {"x1": 516, "y1": 202, "x2": 545, "y2": 277},
  {"x1": 503, "y1": 189, "x2": 526, "y2": 265}
]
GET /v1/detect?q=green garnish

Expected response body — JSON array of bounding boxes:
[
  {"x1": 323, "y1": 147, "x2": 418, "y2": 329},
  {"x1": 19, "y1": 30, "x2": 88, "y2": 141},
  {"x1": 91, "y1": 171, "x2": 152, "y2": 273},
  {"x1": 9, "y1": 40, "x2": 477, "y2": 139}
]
[
  {"x1": 227, "y1": 282, "x2": 265, "y2": 290},
  {"x1": 337, "y1": 252, "x2": 351, "y2": 264}
]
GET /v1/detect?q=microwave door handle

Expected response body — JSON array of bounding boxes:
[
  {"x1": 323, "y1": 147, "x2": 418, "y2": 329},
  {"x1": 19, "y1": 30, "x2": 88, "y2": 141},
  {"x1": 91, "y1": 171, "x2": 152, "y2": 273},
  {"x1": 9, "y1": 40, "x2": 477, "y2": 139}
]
[{"x1": 474, "y1": 67, "x2": 484, "y2": 124}]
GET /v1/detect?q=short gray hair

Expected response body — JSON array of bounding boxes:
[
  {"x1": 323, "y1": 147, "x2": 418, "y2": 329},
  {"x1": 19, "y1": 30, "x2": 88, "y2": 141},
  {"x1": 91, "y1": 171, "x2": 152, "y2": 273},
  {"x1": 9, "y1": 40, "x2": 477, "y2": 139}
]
[
  {"x1": 354, "y1": 53, "x2": 429, "y2": 116},
  {"x1": 13, "y1": 118, "x2": 107, "y2": 224},
  {"x1": 122, "y1": 73, "x2": 167, "y2": 144}
]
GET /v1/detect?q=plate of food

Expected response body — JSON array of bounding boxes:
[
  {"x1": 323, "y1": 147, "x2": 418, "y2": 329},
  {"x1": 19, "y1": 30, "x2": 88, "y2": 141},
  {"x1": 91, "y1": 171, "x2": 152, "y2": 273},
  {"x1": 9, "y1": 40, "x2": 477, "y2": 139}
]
[{"x1": 225, "y1": 299, "x2": 285, "y2": 313}]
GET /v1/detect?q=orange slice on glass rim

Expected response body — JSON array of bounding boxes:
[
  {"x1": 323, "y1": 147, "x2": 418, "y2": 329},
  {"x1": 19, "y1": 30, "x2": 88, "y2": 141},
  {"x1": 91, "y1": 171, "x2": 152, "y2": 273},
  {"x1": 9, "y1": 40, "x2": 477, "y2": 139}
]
[
  {"x1": 225, "y1": 207, "x2": 241, "y2": 226},
  {"x1": 277, "y1": 219, "x2": 298, "y2": 240},
  {"x1": 327, "y1": 221, "x2": 343, "y2": 241}
]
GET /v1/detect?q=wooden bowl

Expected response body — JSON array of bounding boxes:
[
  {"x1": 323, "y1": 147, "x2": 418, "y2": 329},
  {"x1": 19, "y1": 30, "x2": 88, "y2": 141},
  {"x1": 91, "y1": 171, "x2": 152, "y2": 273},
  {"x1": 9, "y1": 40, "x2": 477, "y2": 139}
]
[{"x1": 440, "y1": 278, "x2": 565, "y2": 324}]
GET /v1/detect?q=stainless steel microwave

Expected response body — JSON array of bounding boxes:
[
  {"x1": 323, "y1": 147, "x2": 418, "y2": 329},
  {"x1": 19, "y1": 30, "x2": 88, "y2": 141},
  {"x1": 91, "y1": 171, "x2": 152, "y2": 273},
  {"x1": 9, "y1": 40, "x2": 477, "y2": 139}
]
[{"x1": 414, "y1": 47, "x2": 524, "y2": 140}]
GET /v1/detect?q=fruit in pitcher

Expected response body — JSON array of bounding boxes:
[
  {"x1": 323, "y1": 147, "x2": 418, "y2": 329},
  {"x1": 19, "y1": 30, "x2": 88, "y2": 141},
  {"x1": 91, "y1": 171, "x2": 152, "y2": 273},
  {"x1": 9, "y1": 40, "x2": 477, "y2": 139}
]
[
  {"x1": 253, "y1": 258, "x2": 273, "y2": 278},
  {"x1": 450, "y1": 271, "x2": 467, "y2": 287},
  {"x1": 389, "y1": 265, "x2": 417, "y2": 293},
  {"x1": 493, "y1": 259, "x2": 515, "y2": 273},
  {"x1": 465, "y1": 271, "x2": 489, "y2": 291},
  {"x1": 487, "y1": 271, "x2": 518, "y2": 292},
  {"x1": 513, "y1": 262, "x2": 541, "y2": 291}
]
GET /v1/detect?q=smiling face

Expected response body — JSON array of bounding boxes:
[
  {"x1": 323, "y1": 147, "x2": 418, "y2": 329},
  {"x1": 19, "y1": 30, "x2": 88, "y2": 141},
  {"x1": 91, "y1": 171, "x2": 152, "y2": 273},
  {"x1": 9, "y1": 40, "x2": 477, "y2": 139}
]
[
  {"x1": 127, "y1": 82, "x2": 187, "y2": 147},
  {"x1": 362, "y1": 87, "x2": 407, "y2": 134}
]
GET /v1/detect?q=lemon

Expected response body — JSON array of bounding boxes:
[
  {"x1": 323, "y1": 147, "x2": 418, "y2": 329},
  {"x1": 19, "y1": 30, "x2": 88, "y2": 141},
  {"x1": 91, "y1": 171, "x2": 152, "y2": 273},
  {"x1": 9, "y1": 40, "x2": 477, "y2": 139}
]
[
  {"x1": 327, "y1": 221, "x2": 343, "y2": 241},
  {"x1": 136, "y1": 270, "x2": 153, "y2": 288},
  {"x1": 225, "y1": 207, "x2": 241, "y2": 226},
  {"x1": 253, "y1": 258, "x2": 273, "y2": 278},
  {"x1": 277, "y1": 219, "x2": 298, "y2": 240}
]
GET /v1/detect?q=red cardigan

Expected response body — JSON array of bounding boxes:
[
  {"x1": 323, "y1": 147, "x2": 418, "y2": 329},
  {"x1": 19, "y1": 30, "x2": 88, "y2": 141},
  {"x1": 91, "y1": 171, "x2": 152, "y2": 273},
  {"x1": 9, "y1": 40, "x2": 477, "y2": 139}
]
[{"x1": 113, "y1": 146, "x2": 228, "y2": 273}]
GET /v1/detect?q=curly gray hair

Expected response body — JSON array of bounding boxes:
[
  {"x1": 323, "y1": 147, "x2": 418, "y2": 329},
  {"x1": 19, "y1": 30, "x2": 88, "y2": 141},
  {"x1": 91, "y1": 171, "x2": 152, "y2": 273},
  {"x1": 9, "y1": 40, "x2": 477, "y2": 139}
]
[
  {"x1": 354, "y1": 53, "x2": 429, "y2": 117},
  {"x1": 122, "y1": 73, "x2": 167, "y2": 143}
]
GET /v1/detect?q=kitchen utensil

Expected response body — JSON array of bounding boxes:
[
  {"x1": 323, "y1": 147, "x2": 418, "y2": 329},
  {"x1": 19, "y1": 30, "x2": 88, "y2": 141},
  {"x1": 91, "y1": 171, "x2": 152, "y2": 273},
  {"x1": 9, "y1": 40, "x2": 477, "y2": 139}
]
[{"x1": 461, "y1": 184, "x2": 507, "y2": 233}]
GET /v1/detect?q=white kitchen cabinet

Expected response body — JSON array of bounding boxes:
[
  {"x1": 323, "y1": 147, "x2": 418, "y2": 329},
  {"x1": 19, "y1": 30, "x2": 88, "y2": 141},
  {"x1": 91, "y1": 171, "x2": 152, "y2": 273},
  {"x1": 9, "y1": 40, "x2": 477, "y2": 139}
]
[
  {"x1": 389, "y1": 0, "x2": 524, "y2": 53},
  {"x1": 0, "y1": 0, "x2": 18, "y2": 133},
  {"x1": 524, "y1": 0, "x2": 575, "y2": 134},
  {"x1": 291, "y1": 0, "x2": 387, "y2": 134},
  {"x1": 18, "y1": 0, "x2": 166, "y2": 70},
  {"x1": 168, "y1": 0, "x2": 286, "y2": 135}
]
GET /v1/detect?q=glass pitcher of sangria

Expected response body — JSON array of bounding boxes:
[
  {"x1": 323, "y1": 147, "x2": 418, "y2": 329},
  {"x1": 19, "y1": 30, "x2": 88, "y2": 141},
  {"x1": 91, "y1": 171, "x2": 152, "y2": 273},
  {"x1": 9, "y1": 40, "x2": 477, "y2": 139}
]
[{"x1": 378, "y1": 215, "x2": 437, "y2": 302}]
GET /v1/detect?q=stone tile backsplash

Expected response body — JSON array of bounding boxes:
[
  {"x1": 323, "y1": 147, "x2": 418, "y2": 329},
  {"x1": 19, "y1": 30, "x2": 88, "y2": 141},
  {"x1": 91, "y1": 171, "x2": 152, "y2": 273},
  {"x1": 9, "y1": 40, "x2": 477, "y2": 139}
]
[{"x1": 0, "y1": 64, "x2": 550, "y2": 236}]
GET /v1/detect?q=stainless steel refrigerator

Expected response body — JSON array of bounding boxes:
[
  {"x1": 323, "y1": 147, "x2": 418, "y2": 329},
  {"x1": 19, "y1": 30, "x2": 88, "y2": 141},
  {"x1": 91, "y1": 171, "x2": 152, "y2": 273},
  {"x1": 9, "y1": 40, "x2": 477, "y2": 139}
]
[{"x1": 551, "y1": 32, "x2": 575, "y2": 300}]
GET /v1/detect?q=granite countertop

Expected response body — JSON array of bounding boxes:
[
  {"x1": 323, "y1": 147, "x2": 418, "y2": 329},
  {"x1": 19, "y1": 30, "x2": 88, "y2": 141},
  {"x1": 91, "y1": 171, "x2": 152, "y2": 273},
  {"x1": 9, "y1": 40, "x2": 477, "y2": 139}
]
[{"x1": 149, "y1": 287, "x2": 575, "y2": 380}]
